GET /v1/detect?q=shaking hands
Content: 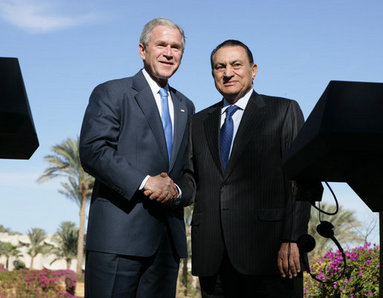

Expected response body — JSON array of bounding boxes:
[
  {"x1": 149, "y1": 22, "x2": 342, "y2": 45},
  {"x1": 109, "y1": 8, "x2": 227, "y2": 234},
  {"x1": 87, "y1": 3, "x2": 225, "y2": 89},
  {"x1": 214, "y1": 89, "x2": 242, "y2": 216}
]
[{"x1": 143, "y1": 172, "x2": 178, "y2": 204}]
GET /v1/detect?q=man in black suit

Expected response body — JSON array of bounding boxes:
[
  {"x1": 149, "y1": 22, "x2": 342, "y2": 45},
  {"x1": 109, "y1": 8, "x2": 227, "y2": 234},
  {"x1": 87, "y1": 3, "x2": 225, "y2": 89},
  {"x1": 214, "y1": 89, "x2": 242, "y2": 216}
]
[
  {"x1": 80, "y1": 17, "x2": 194, "y2": 297},
  {"x1": 179, "y1": 40, "x2": 311, "y2": 297}
]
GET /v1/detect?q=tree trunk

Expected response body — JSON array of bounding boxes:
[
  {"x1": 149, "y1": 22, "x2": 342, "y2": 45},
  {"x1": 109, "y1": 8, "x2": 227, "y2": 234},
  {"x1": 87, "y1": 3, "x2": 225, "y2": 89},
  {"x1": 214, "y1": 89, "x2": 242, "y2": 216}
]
[
  {"x1": 66, "y1": 258, "x2": 72, "y2": 270},
  {"x1": 182, "y1": 257, "x2": 188, "y2": 296},
  {"x1": 30, "y1": 255, "x2": 34, "y2": 269},
  {"x1": 76, "y1": 192, "x2": 87, "y2": 275}
]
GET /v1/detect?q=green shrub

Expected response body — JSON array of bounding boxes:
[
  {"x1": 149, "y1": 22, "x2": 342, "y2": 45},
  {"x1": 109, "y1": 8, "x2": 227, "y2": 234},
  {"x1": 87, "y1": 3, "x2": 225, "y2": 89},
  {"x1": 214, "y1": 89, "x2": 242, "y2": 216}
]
[
  {"x1": 13, "y1": 259, "x2": 26, "y2": 270},
  {"x1": 304, "y1": 243, "x2": 379, "y2": 297}
]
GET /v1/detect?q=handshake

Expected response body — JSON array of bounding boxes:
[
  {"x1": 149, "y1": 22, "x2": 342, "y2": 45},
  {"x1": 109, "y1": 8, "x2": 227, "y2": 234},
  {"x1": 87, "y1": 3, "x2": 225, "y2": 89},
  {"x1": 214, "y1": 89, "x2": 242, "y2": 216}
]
[{"x1": 143, "y1": 172, "x2": 178, "y2": 204}]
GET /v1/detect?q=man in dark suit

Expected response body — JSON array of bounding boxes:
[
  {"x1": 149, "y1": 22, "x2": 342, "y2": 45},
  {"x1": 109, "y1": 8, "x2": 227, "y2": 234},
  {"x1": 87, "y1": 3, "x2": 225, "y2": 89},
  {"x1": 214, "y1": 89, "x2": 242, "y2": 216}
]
[
  {"x1": 79, "y1": 17, "x2": 194, "y2": 297},
  {"x1": 179, "y1": 40, "x2": 311, "y2": 297}
]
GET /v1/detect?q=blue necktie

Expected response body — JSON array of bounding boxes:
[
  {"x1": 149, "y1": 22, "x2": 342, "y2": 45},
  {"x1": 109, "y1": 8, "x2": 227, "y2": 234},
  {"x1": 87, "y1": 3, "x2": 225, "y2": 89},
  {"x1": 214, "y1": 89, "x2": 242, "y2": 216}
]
[
  {"x1": 220, "y1": 105, "x2": 239, "y2": 170},
  {"x1": 159, "y1": 88, "x2": 173, "y2": 163}
]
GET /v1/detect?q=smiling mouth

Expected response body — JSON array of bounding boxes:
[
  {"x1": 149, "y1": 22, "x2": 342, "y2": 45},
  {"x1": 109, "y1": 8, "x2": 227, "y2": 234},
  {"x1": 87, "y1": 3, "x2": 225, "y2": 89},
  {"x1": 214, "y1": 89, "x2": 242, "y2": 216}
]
[
  {"x1": 223, "y1": 81, "x2": 237, "y2": 86},
  {"x1": 160, "y1": 61, "x2": 173, "y2": 65}
]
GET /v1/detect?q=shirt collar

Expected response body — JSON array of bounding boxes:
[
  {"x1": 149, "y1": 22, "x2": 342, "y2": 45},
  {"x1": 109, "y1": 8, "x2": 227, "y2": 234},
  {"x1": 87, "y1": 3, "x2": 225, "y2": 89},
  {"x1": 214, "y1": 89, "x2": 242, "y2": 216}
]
[
  {"x1": 221, "y1": 88, "x2": 253, "y2": 114},
  {"x1": 142, "y1": 68, "x2": 169, "y2": 94}
]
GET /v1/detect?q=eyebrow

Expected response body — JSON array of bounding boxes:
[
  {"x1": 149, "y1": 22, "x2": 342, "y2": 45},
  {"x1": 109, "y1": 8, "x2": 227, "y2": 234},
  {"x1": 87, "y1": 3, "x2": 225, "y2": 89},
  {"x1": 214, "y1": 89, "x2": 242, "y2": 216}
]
[
  {"x1": 155, "y1": 40, "x2": 182, "y2": 47},
  {"x1": 214, "y1": 59, "x2": 243, "y2": 66}
]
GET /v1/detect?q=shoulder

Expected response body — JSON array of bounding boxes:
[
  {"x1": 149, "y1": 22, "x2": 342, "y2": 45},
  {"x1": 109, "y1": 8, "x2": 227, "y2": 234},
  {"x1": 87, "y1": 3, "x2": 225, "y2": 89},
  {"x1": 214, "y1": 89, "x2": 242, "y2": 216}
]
[
  {"x1": 257, "y1": 94, "x2": 304, "y2": 128},
  {"x1": 170, "y1": 86, "x2": 195, "y2": 112},
  {"x1": 191, "y1": 101, "x2": 222, "y2": 121},
  {"x1": 198, "y1": 101, "x2": 222, "y2": 114},
  {"x1": 259, "y1": 93, "x2": 297, "y2": 106},
  {"x1": 88, "y1": 75, "x2": 137, "y2": 106},
  {"x1": 93, "y1": 76, "x2": 134, "y2": 94},
  {"x1": 258, "y1": 93, "x2": 301, "y2": 112}
]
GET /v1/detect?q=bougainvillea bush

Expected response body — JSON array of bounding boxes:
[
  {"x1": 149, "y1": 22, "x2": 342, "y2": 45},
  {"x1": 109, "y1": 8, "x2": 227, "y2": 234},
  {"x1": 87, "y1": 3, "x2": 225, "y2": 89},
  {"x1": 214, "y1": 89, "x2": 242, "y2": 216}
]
[
  {"x1": 0, "y1": 268, "x2": 77, "y2": 297},
  {"x1": 304, "y1": 243, "x2": 379, "y2": 297}
]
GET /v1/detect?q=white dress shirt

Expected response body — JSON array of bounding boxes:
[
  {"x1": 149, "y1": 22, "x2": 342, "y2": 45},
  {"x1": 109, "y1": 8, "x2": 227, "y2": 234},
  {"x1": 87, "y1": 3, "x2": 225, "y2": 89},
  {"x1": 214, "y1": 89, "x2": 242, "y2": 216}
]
[
  {"x1": 142, "y1": 69, "x2": 175, "y2": 136},
  {"x1": 139, "y1": 69, "x2": 179, "y2": 195}
]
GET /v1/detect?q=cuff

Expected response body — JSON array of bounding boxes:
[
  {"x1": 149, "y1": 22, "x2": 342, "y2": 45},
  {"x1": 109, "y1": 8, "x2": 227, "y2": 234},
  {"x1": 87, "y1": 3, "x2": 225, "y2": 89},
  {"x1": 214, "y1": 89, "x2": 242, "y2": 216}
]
[{"x1": 139, "y1": 175, "x2": 151, "y2": 190}]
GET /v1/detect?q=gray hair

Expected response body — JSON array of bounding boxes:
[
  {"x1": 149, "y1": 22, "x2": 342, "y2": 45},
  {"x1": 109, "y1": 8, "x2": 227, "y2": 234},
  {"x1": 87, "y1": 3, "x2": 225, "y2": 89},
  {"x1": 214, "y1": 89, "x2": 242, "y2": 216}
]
[{"x1": 139, "y1": 17, "x2": 185, "y2": 51}]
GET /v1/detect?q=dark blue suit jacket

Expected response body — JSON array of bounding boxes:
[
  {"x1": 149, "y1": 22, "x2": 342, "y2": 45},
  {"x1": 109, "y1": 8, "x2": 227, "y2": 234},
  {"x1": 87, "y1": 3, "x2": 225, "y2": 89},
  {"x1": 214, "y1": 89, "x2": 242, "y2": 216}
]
[{"x1": 80, "y1": 70, "x2": 194, "y2": 258}]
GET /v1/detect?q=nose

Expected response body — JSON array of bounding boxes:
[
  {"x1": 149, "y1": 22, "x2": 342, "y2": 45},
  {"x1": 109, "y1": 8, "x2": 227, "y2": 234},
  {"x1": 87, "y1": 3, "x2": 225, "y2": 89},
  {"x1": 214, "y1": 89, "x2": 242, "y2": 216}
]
[
  {"x1": 163, "y1": 45, "x2": 172, "y2": 57},
  {"x1": 223, "y1": 66, "x2": 234, "y2": 77}
]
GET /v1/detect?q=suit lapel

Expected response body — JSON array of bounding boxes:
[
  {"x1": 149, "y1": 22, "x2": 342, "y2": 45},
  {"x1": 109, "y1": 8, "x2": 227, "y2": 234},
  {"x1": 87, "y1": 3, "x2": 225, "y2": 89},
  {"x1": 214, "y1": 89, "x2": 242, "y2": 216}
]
[
  {"x1": 225, "y1": 92, "x2": 266, "y2": 174},
  {"x1": 203, "y1": 104, "x2": 224, "y2": 174},
  {"x1": 169, "y1": 88, "x2": 188, "y2": 170},
  {"x1": 132, "y1": 72, "x2": 169, "y2": 165}
]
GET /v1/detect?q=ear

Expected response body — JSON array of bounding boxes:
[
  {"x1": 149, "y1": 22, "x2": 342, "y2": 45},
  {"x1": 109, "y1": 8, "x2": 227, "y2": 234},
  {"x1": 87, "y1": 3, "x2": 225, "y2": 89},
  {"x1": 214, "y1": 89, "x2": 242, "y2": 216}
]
[
  {"x1": 251, "y1": 64, "x2": 258, "y2": 80},
  {"x1": 139, "y1": 43, "x2": 146, "y2": 60}
]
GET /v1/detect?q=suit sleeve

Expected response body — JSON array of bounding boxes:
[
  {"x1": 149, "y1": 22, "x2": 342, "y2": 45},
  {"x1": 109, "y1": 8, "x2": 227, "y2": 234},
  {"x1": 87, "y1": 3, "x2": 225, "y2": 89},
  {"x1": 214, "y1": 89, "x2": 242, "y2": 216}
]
[
  {"x1": 281, "y1": 100, "x2": 312, "y2": 241},
  {"x1": 175, "y1": 118, "x2": 196, "y2": 207},
  {"x1": 79, "y1": 83, "x2": 146, "y2": 201}
]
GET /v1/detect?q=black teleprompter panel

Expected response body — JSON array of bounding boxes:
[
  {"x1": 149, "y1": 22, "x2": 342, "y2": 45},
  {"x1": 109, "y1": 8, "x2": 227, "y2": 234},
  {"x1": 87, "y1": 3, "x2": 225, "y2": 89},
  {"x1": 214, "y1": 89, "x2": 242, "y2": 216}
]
[
  {"x1": 0, "y1": 57, "x2": 39, "y2": 159},
  {"x1": 282, "y1": 81, "x2": 383, "y2": 211}
]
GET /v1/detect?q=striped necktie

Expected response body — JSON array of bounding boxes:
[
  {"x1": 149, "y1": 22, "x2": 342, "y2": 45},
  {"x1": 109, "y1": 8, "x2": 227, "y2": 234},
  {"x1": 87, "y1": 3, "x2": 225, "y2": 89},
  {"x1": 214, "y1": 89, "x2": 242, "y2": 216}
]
[{"x1": 220, "y1": 105, "x2": 239, "y2": 170}]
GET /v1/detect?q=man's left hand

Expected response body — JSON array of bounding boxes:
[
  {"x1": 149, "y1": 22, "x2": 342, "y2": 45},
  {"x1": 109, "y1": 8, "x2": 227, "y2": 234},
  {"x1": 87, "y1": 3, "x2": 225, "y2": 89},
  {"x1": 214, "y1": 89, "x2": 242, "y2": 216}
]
[{"x1": 277, "y1": 242, "x2": 301, "y2": 279}]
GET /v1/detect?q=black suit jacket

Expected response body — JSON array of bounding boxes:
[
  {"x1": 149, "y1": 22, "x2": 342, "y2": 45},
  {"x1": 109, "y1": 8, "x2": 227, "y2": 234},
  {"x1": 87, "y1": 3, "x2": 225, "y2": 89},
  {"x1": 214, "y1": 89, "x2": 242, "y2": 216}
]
[
  {"x1": 180, "y1": 91, "x2": 311, "y2": 276},
  {"x1": 80, "y1": 70, "x2": 194, "y2": 258}
]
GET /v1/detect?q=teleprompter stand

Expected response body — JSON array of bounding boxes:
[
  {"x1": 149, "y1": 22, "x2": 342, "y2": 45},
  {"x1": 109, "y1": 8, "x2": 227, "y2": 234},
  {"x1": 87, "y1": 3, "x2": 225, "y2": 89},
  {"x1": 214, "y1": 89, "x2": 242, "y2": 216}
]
[{"x1": 282, "y1": 80, "x2": 383, "y2": 296}]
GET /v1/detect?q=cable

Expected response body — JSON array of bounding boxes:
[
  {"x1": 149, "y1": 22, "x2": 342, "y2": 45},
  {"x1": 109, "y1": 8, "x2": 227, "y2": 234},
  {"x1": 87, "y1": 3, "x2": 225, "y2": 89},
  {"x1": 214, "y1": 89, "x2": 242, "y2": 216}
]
[{"x1": 311, "y1": 181, "x2": 339, "y2": 216}]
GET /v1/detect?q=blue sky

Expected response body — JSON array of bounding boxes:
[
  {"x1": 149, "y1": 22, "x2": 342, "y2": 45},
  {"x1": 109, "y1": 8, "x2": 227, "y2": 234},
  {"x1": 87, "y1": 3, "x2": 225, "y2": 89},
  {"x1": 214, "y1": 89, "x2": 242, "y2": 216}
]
[{"x1": 0, "y1": 0, "x2": 382, "y2": 242}]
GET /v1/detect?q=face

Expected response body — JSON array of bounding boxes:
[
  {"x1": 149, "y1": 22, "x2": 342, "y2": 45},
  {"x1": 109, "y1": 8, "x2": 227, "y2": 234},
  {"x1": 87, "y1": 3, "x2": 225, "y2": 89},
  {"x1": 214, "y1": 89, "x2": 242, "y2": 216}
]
[
  {"x1": 212, "y1": 46, "x2": 257, "y2": 103},
  {"x1": 139, "y1": 25, "x2": 183, "y2": 86}
]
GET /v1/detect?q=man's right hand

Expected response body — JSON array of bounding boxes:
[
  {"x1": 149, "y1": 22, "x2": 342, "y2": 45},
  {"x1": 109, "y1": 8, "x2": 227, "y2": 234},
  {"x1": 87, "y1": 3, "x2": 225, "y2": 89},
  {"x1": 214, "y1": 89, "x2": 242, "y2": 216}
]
[{"x1": 143, "y1": 172, "x2": 178, "y2": 203}]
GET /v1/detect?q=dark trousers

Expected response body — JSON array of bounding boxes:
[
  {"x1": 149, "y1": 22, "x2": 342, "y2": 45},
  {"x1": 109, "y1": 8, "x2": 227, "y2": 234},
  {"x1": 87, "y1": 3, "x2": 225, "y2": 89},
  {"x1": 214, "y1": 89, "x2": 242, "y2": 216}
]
[
  {"x1": 199, "y1": 254, "x2": 303, "y2": 298},
  {"x1": 85, "y1": 231, "x2": 180, "y2": 298}
]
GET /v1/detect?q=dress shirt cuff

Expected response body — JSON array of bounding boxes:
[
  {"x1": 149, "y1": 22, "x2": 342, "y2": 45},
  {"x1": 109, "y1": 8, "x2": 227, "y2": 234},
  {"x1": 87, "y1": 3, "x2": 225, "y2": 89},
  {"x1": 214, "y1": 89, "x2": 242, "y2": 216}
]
[
  {"x1": 171, "y1": 183, "x2": 183, "y2": 207},
  {"x1": 139, "y1": 175, "x2": 151, "y2": 191},
  {"x1": 175, "y1": 183, "x2": 182, "y2": 199}
]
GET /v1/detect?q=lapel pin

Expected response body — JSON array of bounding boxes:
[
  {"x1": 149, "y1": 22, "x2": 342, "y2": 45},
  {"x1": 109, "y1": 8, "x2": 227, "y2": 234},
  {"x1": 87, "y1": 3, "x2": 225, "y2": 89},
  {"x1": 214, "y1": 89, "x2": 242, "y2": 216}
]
[{"x1": 180, "y1": 109, "x2": 185, "y2": 112}]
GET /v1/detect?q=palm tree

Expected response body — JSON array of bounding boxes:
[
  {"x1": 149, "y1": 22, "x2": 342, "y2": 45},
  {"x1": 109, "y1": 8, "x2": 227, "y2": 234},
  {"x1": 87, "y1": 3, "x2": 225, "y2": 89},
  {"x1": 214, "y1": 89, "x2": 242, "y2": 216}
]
[
  {"x1": 0, "y1": 241, "x2": 22, "y2": 269},
  {"x1": 37, "y1": 137, "x2": 94, "y2": 274},
  {"x1": 308, "y1": 203, "x2": 363, "y2": 258},
  {"x1": 180, "y1": 205, "x2": 194, "y2": 296},
  {"x1": 50, "y1": 221, "x2": 78, "y2": 269},
  {"x1": 27, "y1": 228, "x2": 49, "y2": 269}
]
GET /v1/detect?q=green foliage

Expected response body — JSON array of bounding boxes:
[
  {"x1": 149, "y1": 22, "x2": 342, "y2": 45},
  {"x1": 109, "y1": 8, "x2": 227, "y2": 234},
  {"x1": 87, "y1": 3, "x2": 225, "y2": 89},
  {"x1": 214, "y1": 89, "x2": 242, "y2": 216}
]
[
  {"x1": 0, "y1": 224, "x2": 20, "y2": 235},
  {"x1": 51, "y1": 221, "x2": 79, "y2": 269},
  {"x1": 37, "y1": 136, "x2": 94, "y2": 208},
  {"x1": 38, "y1": 136, "x2": 94, "y2": 274},
  {"x1": 0, "y1": 269, "x2": 77, "y2": 297},
  {"x1": 13, "y1": 260, "x2": 26, "y2": 270},
  {"x1": 0, "y1": 241, "x2": 22, "y2": 269},
  {"x1": 304, "y1": 243, "x2": 379, "y2": 297},
  {"x1": 27, "y1": 228, "x2": 50, "y2": 269}
]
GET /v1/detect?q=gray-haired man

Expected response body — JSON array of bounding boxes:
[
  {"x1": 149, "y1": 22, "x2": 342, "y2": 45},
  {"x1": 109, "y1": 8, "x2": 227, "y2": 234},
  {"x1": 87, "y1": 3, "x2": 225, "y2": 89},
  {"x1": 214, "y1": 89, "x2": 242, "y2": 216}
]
[{"x1": 80, "y1": 17, "x2": 194, "y2": 297}]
